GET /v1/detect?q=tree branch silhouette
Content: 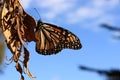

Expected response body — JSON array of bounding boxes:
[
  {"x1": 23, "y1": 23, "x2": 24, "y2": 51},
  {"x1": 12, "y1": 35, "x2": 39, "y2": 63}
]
[
  {"x1": 101, "y1": 23, "x2": 120, "y2": 39},
  {"x1": 101, "y1": 24, "x2": 120, "y2": 31},
  {"x1": 79, "y1": 65, "x2": 120, "y2": 80}
]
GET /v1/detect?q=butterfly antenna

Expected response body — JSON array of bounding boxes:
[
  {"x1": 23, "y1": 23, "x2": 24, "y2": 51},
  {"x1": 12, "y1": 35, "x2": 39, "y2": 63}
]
[{"x1": 34, "y1": 8, "x2": 42, "y2": 21}]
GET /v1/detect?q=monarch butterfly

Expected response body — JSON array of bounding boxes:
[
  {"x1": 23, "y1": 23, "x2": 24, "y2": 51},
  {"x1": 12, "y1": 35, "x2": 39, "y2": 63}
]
[{"x1": 35, "y1": 20, "x2": 82, "y2": 55}]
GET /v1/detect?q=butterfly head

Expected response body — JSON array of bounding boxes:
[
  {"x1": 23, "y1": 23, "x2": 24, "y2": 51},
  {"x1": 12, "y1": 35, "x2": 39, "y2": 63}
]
[
  {"x1": 37, "y1": 19, "x2": 43, "y2": 26},
  {"x1": 36, "y1": 19, "x2": 43, "y2": 31}
]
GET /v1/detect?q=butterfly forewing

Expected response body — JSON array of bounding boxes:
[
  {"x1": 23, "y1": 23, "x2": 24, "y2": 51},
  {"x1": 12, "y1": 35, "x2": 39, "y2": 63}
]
[
  {"x1": 35, "y1": 22, "x2": 63, "y2": 55},
  {"x1": 35, "y1": 20, "x2": 82, "y2": 55}
]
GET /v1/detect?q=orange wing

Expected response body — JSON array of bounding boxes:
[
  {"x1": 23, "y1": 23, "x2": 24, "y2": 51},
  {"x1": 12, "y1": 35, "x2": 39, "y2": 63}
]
[{"x1": 35, "y1": 20, "x2": 82, "y2": 55}]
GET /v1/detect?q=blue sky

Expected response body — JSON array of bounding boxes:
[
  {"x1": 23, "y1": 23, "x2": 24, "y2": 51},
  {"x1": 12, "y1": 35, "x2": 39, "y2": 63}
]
[{"x1": 1, "y1": 0, "x2": 120, "y2": 80}]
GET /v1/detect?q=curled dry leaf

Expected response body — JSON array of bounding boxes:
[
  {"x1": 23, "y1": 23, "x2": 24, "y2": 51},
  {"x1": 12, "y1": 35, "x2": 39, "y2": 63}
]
[
  {"x1": 0, "y1": 1, "x2": 2, "y2": 6},
  {"x1": 24, "y1": 48, "x2": 36, "y2": 78},
  {"x1": 0, "y1": 0, "x2": 36, "y2": 79},
  {"x1": 0, "y1": 1, "x2": 2, "y2": 27},
  {"x1": 0, "y1": 29, "x2": 5, "y2": 65},
  {"x1": 23, "y1": 11, "x2": 36, "y2": 42},
  {"x1": 16, "y1": 62, "x2": 24, "y2": 80}
]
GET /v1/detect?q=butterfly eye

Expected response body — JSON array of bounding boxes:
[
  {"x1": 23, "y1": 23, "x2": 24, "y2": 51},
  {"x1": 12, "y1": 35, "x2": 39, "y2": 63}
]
[{"x1": 35, "y1": 21, "x2": 82, "y2": 55}]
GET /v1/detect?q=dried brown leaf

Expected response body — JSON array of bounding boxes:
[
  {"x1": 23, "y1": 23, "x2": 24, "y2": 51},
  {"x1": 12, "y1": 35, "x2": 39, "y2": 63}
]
[
  {"x1": 16, "y1": 62, "x2": 24, "y2": 80},
  {"x1": 16, "y1": 62, "x2": 22, "y2": 74},
  {"x1": 23, "y1": 48, "x2": 29, "y2": 67},
  {"x1": 24, "y1": 48, "x2": 36, "y2": 78},
  {"x1": 16, "y1": 16, "x2": 25, "y2": 46},
  {"x1": 26, "y1": 68, "x2": 36, "y2": 78},
  {"x1": 1, "y1": 0, "x2": 36, "y2": 79},
  {"x1": 0, "y1": 1, "x2": 2, "y2": 6},
  {"x1": 23, "y1": 11, "x2": 36, "y2": 42}
]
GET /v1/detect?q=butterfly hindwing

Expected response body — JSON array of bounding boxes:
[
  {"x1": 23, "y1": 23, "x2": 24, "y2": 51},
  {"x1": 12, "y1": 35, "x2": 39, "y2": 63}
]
[{"x1": 35, "y1": 20, "x2": 82, "y2": 55}]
